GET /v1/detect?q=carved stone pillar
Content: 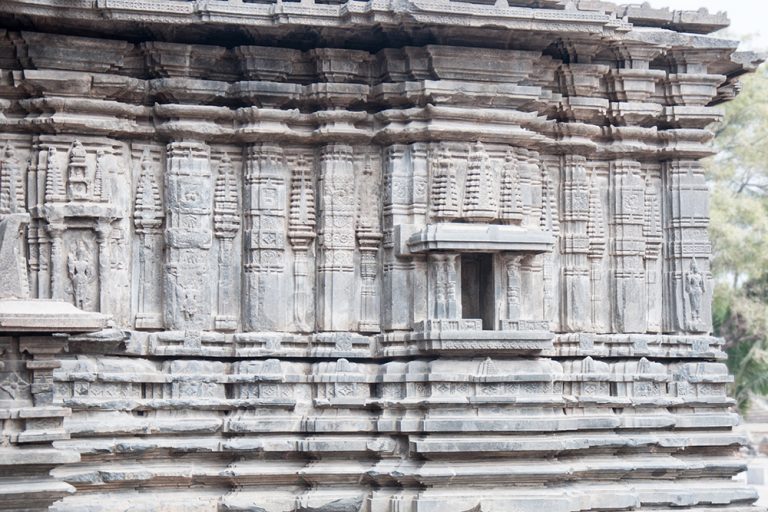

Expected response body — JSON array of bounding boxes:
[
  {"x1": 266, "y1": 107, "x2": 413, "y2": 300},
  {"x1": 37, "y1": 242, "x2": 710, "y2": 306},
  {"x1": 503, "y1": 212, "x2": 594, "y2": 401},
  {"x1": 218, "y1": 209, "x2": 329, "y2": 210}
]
[
  {"x1": 662, "y1": 159, "x2": 711, "y2": 333},
  {"x1": 517, "y1": 149, "x2": 534, "y2": 224},
  {"x1": 519, "y1": 254, "x2": 544, "y2": 322},
  {"x1": 503, "y1": 254, "x2": 523, "y2": 322},
  {"x1": 540, "y1": 158, "x2": 559, "y2": 328},
  {"x1": 644, "y1": 167, "x2": 663, "y2": 333},
  {"x1": 428, "y1": 253, "x2": 459, "y2": 320},
  {"x1": 357, "y1": 157, "x2": 382, "y2": 333},
  {"x1": 587, "y1": 170, "x2": 607, "y2": 332},
  {"x1": 163, "y1": 141, "x2": 213, "y2": 331},
  {"x1": 560, "y1": 155, "x2": 590, "y2": 331},
  {"x1": 358, "y1": 236, "x2": 381, "y2": 332},
  {"x1": 410, "y1": 143, "x2": 429, "y2": 328},
  {"x1": 288, "y1": 155, "x2": 316, "y2": 333},
  {"x1": 244, "y1": 143, "x2": 288, "y2": 331},
  {"x1": 317, "y1": 143, "x2": 356, "y2": 331},
  {"x1": 213, "y1": 154, "x2": 240, "y2": 331},
  {"x1": 95, "y1": 221, "x2": 110, "y2": 314},
  {"x1": 382, "y1": 144, "x2": 411, "y2": 331},
  {"x1": 47, "y1": 224, "x2": 65, "y2": 301},
  {"x1": 133, "y1": 148, "x2": 164, "y2": 329},
  {"x1": 611, "y1": 159, "x2": 646, "y2": 333}
]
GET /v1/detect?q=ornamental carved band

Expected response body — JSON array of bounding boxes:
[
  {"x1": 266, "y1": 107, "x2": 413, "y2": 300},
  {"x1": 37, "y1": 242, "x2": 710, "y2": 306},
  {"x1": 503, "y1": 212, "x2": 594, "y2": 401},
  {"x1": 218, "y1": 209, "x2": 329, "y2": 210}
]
[{"x1": 0, "y1": 1, "x2": 760, "y2": 512}]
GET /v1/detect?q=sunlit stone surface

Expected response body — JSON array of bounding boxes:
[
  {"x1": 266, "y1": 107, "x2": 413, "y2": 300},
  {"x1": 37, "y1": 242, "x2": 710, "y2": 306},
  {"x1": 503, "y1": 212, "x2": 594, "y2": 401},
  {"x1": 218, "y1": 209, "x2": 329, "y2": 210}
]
[{"x1": 0, "y1": 0, "x2": 763, "y2": 510}]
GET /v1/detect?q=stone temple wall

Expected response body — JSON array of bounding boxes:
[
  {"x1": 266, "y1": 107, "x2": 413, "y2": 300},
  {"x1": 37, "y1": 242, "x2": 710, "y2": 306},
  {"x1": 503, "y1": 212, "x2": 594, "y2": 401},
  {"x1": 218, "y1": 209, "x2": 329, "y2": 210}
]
[{"x1": 0, "y1": 0, "x2": 763, "y2": 511}]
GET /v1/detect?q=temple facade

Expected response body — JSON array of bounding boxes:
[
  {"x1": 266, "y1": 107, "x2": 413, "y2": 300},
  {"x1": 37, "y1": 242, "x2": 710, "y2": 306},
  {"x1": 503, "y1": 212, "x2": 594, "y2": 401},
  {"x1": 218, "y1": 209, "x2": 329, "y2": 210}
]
[{"x1": 0, "y1": 0, "x2": 763, "y2": 511}]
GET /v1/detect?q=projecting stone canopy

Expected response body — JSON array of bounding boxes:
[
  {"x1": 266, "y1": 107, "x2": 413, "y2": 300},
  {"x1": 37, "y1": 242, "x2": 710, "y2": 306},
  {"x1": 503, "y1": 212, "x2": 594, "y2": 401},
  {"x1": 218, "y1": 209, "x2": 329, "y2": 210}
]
[{"x1": 405, "y1": 223, "x2": 554, "y2": 253}]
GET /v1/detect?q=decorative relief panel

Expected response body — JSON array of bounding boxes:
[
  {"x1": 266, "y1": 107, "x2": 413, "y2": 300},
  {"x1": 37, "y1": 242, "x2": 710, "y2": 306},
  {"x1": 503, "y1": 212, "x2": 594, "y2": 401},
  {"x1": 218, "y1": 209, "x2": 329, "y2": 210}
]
[{"x1": 0, "y1": 5, "x2": 754, "y2": 511}]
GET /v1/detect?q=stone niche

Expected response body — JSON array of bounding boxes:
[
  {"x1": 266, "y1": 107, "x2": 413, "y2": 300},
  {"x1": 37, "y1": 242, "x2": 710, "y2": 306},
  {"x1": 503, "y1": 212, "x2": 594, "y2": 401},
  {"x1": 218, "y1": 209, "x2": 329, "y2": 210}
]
[{"x1": 0, "y1": 0, "x2": 762, "y2": 511}]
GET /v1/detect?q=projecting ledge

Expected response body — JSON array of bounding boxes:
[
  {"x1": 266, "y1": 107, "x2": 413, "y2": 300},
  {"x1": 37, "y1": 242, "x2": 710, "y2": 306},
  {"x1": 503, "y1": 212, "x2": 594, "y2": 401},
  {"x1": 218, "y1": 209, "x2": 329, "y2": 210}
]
[
  {"x1": 0, "y1": 299, "x2": 109, "y2": 333},
  {"x1": 407, "y1": 223, "x2": 554, "y2": 253}
]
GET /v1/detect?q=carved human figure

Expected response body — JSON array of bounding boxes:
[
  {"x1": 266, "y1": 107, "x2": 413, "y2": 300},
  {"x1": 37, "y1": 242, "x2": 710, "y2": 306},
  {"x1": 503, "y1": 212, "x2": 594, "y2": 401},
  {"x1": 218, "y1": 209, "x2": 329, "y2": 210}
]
[
  {"x1": 67, "y1": 240, "x2": 94, "y2": 309},
  {"x1": 180, "y1": 286, "x2": 200, "y2": 323},
  {"x1": 685, "y1": 258, "x2": 706, "y2": 323}
]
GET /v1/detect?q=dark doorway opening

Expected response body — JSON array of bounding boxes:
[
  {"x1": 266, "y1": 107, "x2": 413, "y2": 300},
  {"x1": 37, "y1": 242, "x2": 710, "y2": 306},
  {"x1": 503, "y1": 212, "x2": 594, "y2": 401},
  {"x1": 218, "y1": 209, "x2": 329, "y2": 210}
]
[{"x1": 460, "y1": 253, "x2": 494, "y2": 330}]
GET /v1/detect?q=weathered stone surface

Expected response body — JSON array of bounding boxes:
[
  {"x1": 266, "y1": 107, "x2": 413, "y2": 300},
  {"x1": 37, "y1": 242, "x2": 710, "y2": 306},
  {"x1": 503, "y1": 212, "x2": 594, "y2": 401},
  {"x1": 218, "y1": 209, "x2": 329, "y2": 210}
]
[{"x1": 0, "y1": 0, "x2": 762, "y2": 511}]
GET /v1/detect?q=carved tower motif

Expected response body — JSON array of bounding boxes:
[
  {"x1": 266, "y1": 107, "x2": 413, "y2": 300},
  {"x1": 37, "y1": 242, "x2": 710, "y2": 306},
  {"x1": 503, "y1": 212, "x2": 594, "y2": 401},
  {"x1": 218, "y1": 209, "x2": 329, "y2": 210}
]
[
  {"x1": 0, "y1": 142, "x2": 25, "y2": 215},
  {"x1": 499, "y1": 150, "x2": 523, "y2": 224},
  {"x1": 463, "y1": 141, "x2": 497, "y2": 221},
  {"x1": 430, "y1": 145, "x2": 459, "y2": 221},
  {"x1": 133, "y1": 148, "x2": 164, "y2": 329},
  {"x1": 65, "y1": 140, "x2": 89, "y2": 202}
]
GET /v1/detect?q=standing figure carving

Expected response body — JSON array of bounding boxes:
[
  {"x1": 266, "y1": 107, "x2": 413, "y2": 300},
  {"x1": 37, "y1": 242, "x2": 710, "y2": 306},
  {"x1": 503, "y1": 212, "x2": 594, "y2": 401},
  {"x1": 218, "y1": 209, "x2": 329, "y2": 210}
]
[
  {"x1": 67, "y1": 240, "x2": 94, "y2": 310},
  {"x1": 685, "y1": 258, "x2": 706, "y2": 327}
]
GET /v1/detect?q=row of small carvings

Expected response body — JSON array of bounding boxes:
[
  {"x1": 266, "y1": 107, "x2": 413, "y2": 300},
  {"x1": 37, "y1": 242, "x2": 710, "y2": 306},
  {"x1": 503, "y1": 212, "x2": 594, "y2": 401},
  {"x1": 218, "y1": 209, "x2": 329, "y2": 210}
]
[
  {"x1": 93, "y1": 330, "x2": 726, "y2": 359},
  {"x1": 51, "y1": 356, "x2": 732, "y2": 406}
]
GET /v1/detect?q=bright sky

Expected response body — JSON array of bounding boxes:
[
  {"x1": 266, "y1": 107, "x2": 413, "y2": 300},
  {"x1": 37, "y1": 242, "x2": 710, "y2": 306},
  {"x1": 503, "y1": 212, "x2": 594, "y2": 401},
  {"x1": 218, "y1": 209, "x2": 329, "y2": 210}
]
[{"x1": 645, "y1": 0, "x2": 768, "y2": 51}]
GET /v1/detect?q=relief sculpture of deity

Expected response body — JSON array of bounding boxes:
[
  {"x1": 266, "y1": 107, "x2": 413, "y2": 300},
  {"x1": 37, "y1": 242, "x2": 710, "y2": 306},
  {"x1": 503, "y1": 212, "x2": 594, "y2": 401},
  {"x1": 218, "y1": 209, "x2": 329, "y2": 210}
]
[
  {"x1": 67, "y1": 240, "x2": 94, "y2": 310},
  {"x1": 685, "y1": 258, "x2": 706, "y2": 329}
]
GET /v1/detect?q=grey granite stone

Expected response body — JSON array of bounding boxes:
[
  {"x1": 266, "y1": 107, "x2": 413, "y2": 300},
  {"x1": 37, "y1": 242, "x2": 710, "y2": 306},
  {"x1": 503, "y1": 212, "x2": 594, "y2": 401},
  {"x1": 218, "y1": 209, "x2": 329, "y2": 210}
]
[{"x1": 0, "y1": 0, "x2": 762, "y2": 511}]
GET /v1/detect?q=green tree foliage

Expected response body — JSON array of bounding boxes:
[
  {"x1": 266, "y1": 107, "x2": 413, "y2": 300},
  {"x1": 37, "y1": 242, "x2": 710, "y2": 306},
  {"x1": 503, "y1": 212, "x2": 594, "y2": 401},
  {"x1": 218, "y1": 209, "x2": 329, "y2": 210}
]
[{"x1": 707, "y1": 64, "x2": 768, "y2": 413}]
